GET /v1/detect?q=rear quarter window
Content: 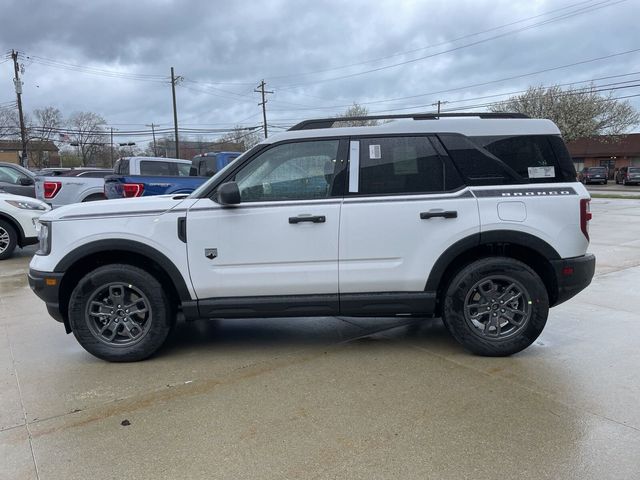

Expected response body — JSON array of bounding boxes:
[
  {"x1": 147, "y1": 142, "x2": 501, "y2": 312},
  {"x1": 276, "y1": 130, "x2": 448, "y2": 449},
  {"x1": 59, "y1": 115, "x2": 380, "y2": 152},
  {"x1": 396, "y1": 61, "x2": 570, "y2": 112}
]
[{"x1": 469, "y1": 135, "x2": 576, "y2": 183}]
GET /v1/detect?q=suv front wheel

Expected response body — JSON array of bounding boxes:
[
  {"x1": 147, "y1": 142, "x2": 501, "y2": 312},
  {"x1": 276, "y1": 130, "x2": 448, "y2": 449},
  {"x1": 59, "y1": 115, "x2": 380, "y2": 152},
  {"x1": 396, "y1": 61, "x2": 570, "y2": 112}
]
[
  {"x1": 442, "y1": 257, "x2": 549, "y2": 356},
  {"x1": 68, "y1": 264, "x2": 174, "y2": 362}
]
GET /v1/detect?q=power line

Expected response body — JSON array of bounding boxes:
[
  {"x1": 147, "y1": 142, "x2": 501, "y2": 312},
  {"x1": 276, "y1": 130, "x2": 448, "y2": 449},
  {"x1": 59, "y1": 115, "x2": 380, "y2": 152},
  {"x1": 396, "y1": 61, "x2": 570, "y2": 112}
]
[
  {"x1": 265, "y1": 0, "x2": 604, "y2": 81},
  {"x1": 273, "y1": 0, "x2": 626, "y2": 89},
  {"x1": 271, "y1": 50, "x2": 640, "y2": 114}
]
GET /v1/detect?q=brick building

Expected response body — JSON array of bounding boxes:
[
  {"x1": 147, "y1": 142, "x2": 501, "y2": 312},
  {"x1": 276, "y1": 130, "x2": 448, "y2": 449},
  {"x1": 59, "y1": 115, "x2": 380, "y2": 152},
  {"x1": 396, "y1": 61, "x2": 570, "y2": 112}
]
[{"x1": 567, "y1": 133, "x2": 640, "y2": 177}]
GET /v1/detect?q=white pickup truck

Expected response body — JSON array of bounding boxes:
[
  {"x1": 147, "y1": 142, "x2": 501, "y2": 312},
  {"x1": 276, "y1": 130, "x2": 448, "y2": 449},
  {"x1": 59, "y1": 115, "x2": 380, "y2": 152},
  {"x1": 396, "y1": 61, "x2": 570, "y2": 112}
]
[{"x1": 35, "y1": 168, "x2": 113, "y2": 208}]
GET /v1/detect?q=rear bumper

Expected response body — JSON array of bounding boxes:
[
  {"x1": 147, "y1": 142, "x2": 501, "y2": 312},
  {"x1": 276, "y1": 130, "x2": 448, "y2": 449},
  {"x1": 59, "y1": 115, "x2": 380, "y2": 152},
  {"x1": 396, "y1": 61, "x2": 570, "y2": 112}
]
[
  {"x1": 28, "y1": 269, "x2": 65, "y2": 323},
  {"x1": 550, "y1": 254, "x2": 596, "y2": 306}
]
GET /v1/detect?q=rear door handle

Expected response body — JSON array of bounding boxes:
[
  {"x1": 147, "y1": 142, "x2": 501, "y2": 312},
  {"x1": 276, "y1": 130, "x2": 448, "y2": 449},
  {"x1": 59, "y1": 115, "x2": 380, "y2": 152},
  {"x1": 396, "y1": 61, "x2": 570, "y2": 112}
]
[
  {"x1": 289, "y1": 215, "x2": 326, "y2": 224},
  {"x1": 420, "y1": 210, "x2": 457, "y2": 220}
]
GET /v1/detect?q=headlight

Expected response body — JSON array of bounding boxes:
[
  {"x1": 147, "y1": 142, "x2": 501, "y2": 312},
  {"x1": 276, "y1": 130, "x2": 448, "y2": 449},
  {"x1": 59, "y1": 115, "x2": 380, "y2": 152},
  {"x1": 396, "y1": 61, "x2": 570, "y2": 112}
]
[
  {"x1": 36, "y1": 221, "x2": 51, "y2": 256},
  {"x1": 4, "y1": 199, "x2": 48, "y2": 211}
]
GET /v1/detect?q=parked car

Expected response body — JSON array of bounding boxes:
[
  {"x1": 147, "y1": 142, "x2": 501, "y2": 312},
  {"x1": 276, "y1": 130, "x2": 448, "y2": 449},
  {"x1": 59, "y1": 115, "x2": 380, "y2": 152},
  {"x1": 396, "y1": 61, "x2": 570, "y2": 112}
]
[
  {"x1": 0, "y1": 192, "x2": 49, "y2": 259},
  {"x1": 104, "y1": 156, "x2": 202, "y2": 198},
  {"x1": 615, "y1": 166, "x2": 640, "y2": 185},
  {"x1": 29, "y1": 112, "x2": 595, "y2": 362},
  {"x1": 578, "y1": 166, "x2": 608, "y2": 185},
  {"x1": 190, "y1": 152, "x2": 242, "y2": 177},
  {"x1": 0, "y1": 162, "x2": 36, "y2": 197},
  {"x1": 35, "y1": 169, "x2": 114, "y2": 208}
]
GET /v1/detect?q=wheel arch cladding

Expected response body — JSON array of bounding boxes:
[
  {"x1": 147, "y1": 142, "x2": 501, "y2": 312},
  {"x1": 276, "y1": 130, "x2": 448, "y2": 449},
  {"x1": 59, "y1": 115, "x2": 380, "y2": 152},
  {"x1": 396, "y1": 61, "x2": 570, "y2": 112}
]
[
  {"x1": 55, "y1": 240, "x2": 191, "y2": 326},
  {"x1": 427, "y1": 231, "x2": 560, "y2": 313}
]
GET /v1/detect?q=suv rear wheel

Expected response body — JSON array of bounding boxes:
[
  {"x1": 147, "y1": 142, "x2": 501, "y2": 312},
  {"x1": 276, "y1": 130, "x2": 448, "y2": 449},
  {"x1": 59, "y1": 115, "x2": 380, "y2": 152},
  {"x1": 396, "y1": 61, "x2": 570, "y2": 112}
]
[
  {"x1": 0, "y1": 220, "x2": 17, "y2": 260},
  {"x1": 68, "y1": 264, "x2": 174, "y2": 362},
  {"x1": 442, "y1": 257, "x2": 548, "y2": 356}
]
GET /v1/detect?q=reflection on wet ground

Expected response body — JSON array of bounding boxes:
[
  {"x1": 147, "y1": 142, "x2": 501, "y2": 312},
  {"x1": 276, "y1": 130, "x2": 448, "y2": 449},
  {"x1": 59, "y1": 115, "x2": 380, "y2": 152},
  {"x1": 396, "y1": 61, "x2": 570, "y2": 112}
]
[{"x1": 2, "y1": 202, "x2": 640, "y2": 479}]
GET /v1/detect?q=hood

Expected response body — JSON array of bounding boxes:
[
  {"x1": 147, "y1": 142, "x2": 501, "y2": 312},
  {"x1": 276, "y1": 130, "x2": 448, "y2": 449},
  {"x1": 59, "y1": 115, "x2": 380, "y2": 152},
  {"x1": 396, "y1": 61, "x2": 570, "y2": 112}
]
[{"x1": 40, "y1": 194, "x2": 188, "y2": 221}]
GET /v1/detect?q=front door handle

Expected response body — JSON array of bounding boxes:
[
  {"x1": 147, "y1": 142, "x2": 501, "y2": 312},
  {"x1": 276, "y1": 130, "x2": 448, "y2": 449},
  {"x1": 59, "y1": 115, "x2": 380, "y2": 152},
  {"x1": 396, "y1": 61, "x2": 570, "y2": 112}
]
[
  {"x1": 420, "y1": 210, "x2": 457, "y2": 220},
  {"x1": 289, "y1": 215, "x2": 326, "y2": 224}
]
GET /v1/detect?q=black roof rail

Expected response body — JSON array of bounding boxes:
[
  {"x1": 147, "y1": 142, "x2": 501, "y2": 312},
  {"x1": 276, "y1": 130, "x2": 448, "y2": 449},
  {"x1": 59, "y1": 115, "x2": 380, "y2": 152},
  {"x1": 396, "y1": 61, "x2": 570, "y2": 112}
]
[{"x1": 288, "y1": 112, "x2": 530, "y2": 131}]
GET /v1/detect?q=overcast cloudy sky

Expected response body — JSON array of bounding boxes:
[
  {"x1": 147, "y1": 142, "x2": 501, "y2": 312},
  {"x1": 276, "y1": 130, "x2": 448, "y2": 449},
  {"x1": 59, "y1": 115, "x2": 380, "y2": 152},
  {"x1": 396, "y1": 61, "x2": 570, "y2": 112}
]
[{"x1": 1, "y1": 0, "x2": 639, "y2": 145}]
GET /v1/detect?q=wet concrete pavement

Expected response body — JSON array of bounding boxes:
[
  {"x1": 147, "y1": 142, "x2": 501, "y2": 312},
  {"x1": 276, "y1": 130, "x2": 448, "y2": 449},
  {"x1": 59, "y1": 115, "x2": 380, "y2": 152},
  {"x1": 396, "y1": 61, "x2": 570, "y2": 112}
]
[{"x1": 1, "y1": 198, "x2": 640, "y2": 479}]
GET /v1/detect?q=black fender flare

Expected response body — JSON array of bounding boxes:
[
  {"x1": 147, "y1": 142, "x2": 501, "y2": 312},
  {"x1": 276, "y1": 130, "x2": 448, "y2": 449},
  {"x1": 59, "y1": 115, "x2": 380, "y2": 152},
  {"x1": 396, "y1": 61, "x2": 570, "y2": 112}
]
[
  {"x1": 54, "y1": 239, "x2": 193, "y2": 301},
  {"x1": 425, "y1": 230, "x2": 560, "y2": 292}
]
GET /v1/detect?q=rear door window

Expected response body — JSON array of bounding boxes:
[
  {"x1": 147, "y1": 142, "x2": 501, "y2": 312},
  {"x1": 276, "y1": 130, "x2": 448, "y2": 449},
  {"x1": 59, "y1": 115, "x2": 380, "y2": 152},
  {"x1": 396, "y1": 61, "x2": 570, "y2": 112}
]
[{"x1": 356, "y1": 136, "x2": 463, "y2": 195}]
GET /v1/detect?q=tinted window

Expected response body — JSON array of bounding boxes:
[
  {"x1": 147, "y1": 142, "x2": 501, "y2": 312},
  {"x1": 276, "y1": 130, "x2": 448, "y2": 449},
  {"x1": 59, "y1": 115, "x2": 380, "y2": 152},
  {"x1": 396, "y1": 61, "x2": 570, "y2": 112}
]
[
  {"x1": 439, "y1": 134, "x2": 518, "y2": 186},
  {"x1": 140, "y1": 161, "x2": 173, "y2": 176},
  {"x1": 234, "y1": 140, "x2": 339, "y2": 202},
  {"x1": 470, "y1": 135, "x2": 576, "y2": 183},
  {"x1": 588, "y1": 167, "x2": 606, "y2": 172},
  {"x1": 629, "y1": 168, "x2": 640, "y2": 174},
  {"x1": 357, "y1": 136, "x2": 462, "y2": 195},
  {"x1": 114, "y1": 159, "x2": 129, "y2": 175}
]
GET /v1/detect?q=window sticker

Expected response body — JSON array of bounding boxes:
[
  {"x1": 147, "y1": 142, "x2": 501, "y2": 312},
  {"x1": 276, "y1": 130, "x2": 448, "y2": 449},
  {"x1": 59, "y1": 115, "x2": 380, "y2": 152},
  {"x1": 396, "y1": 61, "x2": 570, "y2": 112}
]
[
  {"x1": 528, "y1": 166, "x2": 555, "y2": 178},
  {"x1": 369, "y1": 144, "x2": 382, "y2": 159}
]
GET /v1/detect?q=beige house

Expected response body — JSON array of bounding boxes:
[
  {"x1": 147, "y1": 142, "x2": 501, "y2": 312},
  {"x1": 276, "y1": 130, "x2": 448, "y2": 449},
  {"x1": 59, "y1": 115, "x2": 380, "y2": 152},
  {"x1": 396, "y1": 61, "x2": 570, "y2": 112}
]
[{"x1": 0, "y1": 140, "x2": 60, "y2": 168}]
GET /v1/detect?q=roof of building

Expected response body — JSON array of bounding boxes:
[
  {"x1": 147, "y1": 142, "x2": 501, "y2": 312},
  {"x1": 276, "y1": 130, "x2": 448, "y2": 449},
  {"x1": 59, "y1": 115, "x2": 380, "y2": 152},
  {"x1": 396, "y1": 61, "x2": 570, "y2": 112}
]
[
  {"x1": 566, "y1": 133, "x2": 640, "y2": 157},
  {"x1": 0, "y1": 140, "x2": 59, "y2": 152}
]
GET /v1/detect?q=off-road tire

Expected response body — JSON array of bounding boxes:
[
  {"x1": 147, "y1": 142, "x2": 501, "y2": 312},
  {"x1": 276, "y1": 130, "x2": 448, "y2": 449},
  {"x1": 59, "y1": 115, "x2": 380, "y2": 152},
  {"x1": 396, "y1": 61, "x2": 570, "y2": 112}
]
[
  {"x1": 442, "y1": 257, "x2": 549, "y2": 357},
  {"x1": 68, "y1": 264, "x2": 174, "y2": 362}
]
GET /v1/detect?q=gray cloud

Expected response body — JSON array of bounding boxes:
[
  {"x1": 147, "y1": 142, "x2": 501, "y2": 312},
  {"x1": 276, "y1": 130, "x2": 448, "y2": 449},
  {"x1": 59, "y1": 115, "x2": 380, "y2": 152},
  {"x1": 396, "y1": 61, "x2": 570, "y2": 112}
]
[{"x1": 1, "y1": 0, "x2": 639, "y2": 146}]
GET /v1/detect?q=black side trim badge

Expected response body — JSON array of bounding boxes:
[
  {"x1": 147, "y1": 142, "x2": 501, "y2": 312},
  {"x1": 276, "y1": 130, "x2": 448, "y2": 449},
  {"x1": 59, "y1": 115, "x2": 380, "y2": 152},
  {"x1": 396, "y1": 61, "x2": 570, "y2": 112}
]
[{"x1": 472, "y1": 187, "x2": 577, "y2": 198}]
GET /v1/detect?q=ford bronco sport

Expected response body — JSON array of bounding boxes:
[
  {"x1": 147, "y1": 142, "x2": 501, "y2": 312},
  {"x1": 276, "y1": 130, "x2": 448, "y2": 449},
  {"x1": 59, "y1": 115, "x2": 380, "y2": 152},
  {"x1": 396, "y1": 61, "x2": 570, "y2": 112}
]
[{"x1": 29, "y1": 113, "x2": 595, "y2": 361}]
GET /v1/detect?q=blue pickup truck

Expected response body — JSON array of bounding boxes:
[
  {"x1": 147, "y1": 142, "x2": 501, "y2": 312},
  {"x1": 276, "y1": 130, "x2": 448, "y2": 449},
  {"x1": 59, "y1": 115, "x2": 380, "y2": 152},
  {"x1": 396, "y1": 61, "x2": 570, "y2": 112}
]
[{"x1": 104, "y1": 152, "x2": 241, "y2": 198}]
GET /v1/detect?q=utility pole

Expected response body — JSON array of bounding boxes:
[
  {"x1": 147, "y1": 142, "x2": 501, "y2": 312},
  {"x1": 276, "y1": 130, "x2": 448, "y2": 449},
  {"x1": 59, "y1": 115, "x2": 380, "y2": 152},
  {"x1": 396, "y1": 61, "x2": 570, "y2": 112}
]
[
  {"x1": 110, "y1": 127, "x2": 114, "y2": 166},
  {"x1": 11, "y1": 50, "x2": 28, "y2": 167},
  {"x1": 170, "y1": 67, "x2": 181, "y2": 159},
  {"x1": 254, "y1": 80, "x2": 273, "y2": 139},
  {"x1": 145, "y1": 123, "x2": 157, "y2": 156},
  {"x1": 431, "y1": 100, "x2": 449, "y2": 117}
]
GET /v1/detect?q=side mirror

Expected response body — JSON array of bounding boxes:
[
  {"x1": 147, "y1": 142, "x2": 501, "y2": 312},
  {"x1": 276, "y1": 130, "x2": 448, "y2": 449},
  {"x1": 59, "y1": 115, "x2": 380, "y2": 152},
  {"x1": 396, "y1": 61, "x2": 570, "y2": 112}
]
[
  {"x1": 216, "y1": 182, "x2": 241, "y2": 205},
  {"x1": 20, "y1": 177, "x2": 34, "y2": 186}
]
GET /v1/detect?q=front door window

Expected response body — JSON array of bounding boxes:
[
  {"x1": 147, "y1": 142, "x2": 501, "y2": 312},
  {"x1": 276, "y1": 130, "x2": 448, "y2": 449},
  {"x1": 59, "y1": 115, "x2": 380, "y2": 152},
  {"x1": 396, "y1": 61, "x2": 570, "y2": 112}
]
[{"x1": 234, "y1": 140, "x2": 339, "y2": 202}]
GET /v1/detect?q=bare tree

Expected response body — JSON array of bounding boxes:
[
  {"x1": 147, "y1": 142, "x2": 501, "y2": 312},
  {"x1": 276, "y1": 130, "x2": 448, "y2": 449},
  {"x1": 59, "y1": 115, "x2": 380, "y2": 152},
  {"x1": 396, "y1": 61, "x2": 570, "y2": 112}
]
[
  {"x1": 29, "y1": 107, "x2": 63, "y2": 168},
  {"x1": 67, "y1": 111, "x2": 107, "y2": 166},
  {"x1": 219, "y1": 125, "x2": 262, "y2": 150},
  {"x1": 334, "y1": 103, "x2": 379, "y2": 127},
  {"x1": 0, "y1": 109, "x2": 19, "y2": 139},
  {"x1": 490, "y1": 85, "x2": 640, "y2": 142}
]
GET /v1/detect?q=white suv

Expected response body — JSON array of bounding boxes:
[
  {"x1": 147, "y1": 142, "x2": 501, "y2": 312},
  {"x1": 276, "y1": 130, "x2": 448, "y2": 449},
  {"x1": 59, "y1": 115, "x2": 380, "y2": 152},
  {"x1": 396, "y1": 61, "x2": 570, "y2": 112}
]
[
  {"x1": 0, "y1": 192, "x2": 49, "y2": 259},
  {"x1": 28, "y1": 113, "x2": 595, "y2": 361}
]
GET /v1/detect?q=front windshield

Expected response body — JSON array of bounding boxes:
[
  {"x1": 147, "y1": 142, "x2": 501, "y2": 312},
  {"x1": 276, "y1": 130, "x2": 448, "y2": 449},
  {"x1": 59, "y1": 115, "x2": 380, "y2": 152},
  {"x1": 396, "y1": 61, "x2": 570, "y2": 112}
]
[{"x1": 189, "y1": 148, "x2": 253, "y2": 198}]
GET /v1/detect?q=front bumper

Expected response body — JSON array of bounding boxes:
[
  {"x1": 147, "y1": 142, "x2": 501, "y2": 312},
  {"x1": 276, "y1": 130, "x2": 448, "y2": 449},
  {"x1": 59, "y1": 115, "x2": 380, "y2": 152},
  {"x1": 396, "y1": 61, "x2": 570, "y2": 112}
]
[
  {"x1": 28, "y1": 269, "x2": 65, "y2": 324},
  {"x1": 550, "y1": 254, "x2": 596, "y2": 306}
]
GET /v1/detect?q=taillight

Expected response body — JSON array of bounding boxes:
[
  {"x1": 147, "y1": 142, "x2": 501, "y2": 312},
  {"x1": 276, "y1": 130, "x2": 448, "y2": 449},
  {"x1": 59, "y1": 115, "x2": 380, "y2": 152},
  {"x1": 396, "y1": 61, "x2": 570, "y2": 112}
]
[
  {"x1": 122, "y1": 183, "x2": 144, "y2": 198},
  {"x1": 43, "y1": 181, "x2": 61, "y2": 199},
  {"x1": 580, "y1": 198, "x2": 592, "y2": 240}
]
